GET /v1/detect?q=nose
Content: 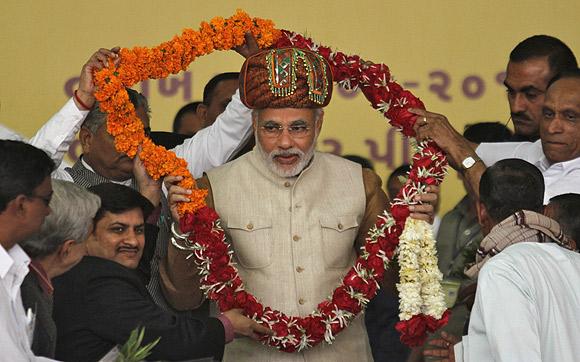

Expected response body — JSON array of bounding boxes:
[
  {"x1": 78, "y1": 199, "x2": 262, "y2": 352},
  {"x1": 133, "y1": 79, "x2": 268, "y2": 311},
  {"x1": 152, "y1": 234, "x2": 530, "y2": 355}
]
[
  {"x1": 512, "y1": 93, "x2": 527, "y2": 113},
  {"x1": 277, "y1": 128, "x2": 294, "y2": 149},
  {"x1": 546, "y1": 115, "x2": 564, "y2": 134},
  {"x1": 124, "y1": 230, "x2": 140, "y2": 247}
]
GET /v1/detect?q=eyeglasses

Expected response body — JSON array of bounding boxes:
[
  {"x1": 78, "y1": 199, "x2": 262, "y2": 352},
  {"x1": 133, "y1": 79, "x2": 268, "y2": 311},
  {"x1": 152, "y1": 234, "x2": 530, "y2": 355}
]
[
  {"x1": 259, "y1": 124, "x2": 312, "y2": 138},
  {"x1": 27, "y1": 193, "x2": 52, "y2": 207}
]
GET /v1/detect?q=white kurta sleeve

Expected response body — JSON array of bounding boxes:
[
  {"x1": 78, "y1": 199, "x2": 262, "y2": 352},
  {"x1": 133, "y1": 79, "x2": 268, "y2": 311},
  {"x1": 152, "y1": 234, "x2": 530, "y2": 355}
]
[
  {"x1": 29, "y1": 97, "x2": 88, "y2": 168},
  {"x1": 171, "y1": 89, "x2": 252, "y2": 178},
  {"x1": 467, "y1": 260, "x2": 542, "y2": 362},
  {"x1": 476, "y1": 141, "x2": 542, "y2": 167}
]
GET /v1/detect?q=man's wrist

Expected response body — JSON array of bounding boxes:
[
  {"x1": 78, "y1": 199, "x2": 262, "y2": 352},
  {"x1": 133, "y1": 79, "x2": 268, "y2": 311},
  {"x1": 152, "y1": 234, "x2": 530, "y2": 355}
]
[
  {"x1": 73, "y1": 89, "x2": 95, "y2": 110},
  {"x1": 217, "y1": 314, "x2": 235, "y2": 343}
]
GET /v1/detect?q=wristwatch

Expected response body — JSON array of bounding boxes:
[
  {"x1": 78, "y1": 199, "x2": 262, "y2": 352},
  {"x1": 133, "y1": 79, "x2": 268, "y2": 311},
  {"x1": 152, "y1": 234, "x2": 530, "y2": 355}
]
[{"x1": 461, "y1": 155, "x2": 481, "y2": 170}]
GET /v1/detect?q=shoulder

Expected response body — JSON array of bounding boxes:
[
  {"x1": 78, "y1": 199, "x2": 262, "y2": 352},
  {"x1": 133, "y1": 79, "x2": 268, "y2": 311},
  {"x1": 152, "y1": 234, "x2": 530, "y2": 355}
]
[
  {"x1": 206, "y1": 150, "x2": 252, "y2": 178},
  {"x1": 58, "y1": 257, "x2": 136, "y2": 286}
]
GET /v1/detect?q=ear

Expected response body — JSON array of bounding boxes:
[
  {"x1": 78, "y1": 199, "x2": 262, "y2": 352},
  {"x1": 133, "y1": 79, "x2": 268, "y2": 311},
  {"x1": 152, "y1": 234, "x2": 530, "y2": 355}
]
[
  {"x1": 475, "y1": 200, "x2": 485, "y2": 226},
  {"x1": 57, "y1": 239, "x2": 76, "y2": 259},
  {"x1": 79, "y1": 127, "x2": 93, "y2": 153},
  {"x1": 251, "y1": 112, "x2": 258, "y2": 133},
  {"x1": 11, "y1": 194, "x2": 29, "y2": 217},
  {"x1": 315, "y1": 110, "x2": 324, "y2": 133},
  {"x1": 196, "y1": 103, "x2": 208, "y2": 122}
]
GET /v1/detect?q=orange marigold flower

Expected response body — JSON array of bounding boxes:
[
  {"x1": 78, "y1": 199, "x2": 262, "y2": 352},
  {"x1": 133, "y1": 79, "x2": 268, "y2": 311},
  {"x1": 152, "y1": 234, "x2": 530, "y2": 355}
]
[{"x1": 93, "y1": 11, "x2": 281, "y2": 216}]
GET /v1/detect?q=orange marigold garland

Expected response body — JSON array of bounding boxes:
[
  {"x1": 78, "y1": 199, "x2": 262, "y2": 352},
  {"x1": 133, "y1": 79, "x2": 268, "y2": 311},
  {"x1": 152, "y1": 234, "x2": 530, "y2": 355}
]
[
  {"x1": 94, "y1": 11, "x2": 450, "y2": 352},
  {"x1": 93, "y1": 10, "x2": 280, "y2": 215}
]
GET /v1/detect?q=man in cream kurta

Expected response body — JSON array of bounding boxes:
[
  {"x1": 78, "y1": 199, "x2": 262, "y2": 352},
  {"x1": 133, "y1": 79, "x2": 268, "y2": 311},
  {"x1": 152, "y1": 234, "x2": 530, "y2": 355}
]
[{"x1": 161, "y1": 47, "x2": 436, "y2": 361}]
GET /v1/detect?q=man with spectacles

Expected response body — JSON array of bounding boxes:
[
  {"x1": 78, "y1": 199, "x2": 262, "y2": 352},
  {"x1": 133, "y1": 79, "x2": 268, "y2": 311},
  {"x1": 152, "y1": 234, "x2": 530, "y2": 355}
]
[
  {"x1": 0, "y1": 140, "x2": 56, "y2": 361},
  {"x1": 161, "y1": 47, "x2": 439, "y2": 362}
]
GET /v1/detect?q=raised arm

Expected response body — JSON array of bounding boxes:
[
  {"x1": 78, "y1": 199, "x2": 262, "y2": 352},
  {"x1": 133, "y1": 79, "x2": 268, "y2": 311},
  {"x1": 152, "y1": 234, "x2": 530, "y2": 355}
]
[
  {"x1": 410, "y1": 108, "x2": 486, "y2": 200},
  {"x1": 32, "y1": 48, "x2": 120, "y2": 168}
]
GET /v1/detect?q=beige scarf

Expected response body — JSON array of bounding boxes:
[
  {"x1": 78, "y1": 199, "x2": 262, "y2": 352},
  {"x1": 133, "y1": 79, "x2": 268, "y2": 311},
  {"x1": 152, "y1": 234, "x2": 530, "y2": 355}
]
[{"x1": 464, "y1": 210, "x2": 576, "y2": 279}]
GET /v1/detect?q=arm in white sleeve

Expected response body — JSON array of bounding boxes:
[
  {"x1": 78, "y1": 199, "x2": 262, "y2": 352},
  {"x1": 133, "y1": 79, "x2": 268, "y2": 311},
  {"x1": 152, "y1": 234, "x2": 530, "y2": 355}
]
[
  {"x1": 171, "y1": 89, "x2": 252, "y2": 178},
  {"x1": 475, "y1": 141, "x2": 539, "y2": 167},
  {"x1": 29, "y1": 97, "x2": 88, "y2": 168},
  {"x1": 468, "y1": 261, "x2": 541, "y2": 362}
]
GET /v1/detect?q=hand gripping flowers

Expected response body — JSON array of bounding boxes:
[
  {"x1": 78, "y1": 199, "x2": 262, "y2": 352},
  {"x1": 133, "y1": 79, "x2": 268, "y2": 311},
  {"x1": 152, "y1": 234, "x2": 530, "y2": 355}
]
[{"x1": 94, "y1": 11, "x2": 449, "y2": 351}]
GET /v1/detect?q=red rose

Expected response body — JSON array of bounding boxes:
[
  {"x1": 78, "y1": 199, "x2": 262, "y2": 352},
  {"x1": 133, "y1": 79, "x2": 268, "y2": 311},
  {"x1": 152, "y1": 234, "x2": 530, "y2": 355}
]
[
  {"x1": 217, "y1": 290, "x2": 236, "y2": 311},
  {"x1": 271, "y1": 321, "x2": 289, "y2": 338},
  {"x1": 196, "y1": 206, "x2": 219, "y2": 225},
  {"x1": 204, "y1": 241, "x2": 228, "y2": 259},
  {"x1": 317, "y1": 46, "x2": 332, "y2": 61},
  {"x1": 426, "y1": 309, "x2": 451, "y2": 332},
  {"x1": 208, "y1": 254, "x2": 230, "y2": 271},
  {"x1": 179, "y1": 212, "x2": 195, "y2": 233},
  {"x1": 244, "y1": 297, "x2": 264, "y2": 319},
  {"x1": 391, "y1": 204, "x2": 410, "y2": 223},
  {"x1": 332, "y1": 287, "x2": 359, "y2": 313},
  {"x1": 329, "y1": 318, "x2": 345, "y2": 335},
  {"x1": 300, "y1": 316, "x2": 326, "y2": 341},
  {"x1": 413, "y1": 156, "x2": 434, "y2": 170},
  {"x1": 343, "y1": 270, "x2": 366, "y2": 291},
  {"x1": 317, "y1": 300, "x2": 334, "y2": 315},
  {"x1": 395, "y1": 315, "x2": 428, "y2": 347},
  {"x1": 234, "y1": 290, "x2": 249, "y2": 307},
  {"x1": 364, "y1": 255, "x2": 385, "y2": 277},
  {"x1": 365, "y1": 241, "x2": 381, "y2": 256}
]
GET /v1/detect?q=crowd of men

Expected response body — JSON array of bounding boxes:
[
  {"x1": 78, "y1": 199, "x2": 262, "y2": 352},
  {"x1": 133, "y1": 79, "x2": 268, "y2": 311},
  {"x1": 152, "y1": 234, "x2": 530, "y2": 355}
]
[{"x1": 0, "y1": 32, "x2": 579, "y2": 362}]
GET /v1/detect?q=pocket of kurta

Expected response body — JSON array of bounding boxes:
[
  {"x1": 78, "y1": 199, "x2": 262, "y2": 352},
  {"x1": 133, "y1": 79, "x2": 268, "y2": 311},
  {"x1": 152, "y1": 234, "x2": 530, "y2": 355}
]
[
  {"x1": 227, "y1": 216, "x2": 273, "y2": 269},
  {"x1": 319, "y1": 215, "x2": 359, "y2": 268}
]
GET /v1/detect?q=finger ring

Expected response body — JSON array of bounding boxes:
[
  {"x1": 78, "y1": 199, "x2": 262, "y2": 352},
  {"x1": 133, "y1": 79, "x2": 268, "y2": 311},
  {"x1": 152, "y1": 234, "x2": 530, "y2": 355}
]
[
  {"x1": 422, "y1": 117, "x2": 428, "y2": 125},
  {"x1": 445, "y1": 341, "x2": 451, "y2": 348}
]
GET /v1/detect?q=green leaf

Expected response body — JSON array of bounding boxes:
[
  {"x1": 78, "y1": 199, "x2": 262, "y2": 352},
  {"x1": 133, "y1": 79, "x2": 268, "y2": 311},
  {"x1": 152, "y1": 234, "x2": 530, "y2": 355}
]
[{"x1": 116, "y1": 327, "x2": 161, "y2": 362}]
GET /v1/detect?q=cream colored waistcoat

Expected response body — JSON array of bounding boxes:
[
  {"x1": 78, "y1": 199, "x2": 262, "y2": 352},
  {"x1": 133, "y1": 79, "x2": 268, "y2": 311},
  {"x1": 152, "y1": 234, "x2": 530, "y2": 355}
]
[{"x1": 207, "y1": 150, "x2": 373, "y2": 362}]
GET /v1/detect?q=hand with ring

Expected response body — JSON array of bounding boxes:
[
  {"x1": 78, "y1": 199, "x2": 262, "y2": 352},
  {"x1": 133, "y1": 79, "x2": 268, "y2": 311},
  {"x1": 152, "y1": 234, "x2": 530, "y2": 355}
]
[{"x1": 423, "y1": 331, "x2": 460, "y2": 362}]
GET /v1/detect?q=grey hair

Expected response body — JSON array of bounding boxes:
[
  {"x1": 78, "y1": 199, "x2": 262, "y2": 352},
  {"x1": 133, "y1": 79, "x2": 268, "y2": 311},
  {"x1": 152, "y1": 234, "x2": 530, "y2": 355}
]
[
  {"x1": 82, "y1": 88, "x2": 150, "y2": 133},
  {"x1": 20, "y1": 180, "x2": 101, "y2": 258},
  {"x1": 251, "y1": 108, "x2": 323, "y2": 123}
]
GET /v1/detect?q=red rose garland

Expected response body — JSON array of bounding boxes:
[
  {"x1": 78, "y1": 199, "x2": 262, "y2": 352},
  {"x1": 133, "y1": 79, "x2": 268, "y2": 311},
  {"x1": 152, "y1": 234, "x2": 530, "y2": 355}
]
[{"x1": 178, "y1": 30, "x2": 450, "y2": 351}]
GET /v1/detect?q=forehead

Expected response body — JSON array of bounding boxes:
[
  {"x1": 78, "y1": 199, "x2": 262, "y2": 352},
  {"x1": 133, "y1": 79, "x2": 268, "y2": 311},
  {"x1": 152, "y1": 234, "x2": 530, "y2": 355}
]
[
  {"x1": 36, "y1": 176, "x2": 53, "y2": 194},
  {"x1": 545, "y1": 78, "x2": 580, "y2": 108},
  {"x1": 211, "y1": 79, "x2": 238, "y2": 100},
  {"x1": 505, "y1": 57, "x2": 552, "y2": 89},
  {"x1": 97, "y1": 208, "x2": 144, "y2": 226},
  {"x1": 258, "y1": 108, "x2": 317, "y2": 124}
]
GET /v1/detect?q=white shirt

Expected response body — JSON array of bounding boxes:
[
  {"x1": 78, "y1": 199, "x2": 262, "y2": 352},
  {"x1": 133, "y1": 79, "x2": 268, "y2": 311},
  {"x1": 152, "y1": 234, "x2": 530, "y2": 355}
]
[
  {"x1": 0, "y1": 244, "x2": 55, "y2": 361},
  {"x1": 457, "y1": 243, "x2": 580, "y2": 362},
  {"x1": 0, "y1": 124, "x2": 26, "y2": 141},
  {"x1": 476, "y1": 140, "x2": 580, "y2": 204},
  {"x1": 1, "y1": 98, "x2": 86, "y2": 170},
  {"x1": 52, "y1": 89, "x2": 251, "y2": 182}
]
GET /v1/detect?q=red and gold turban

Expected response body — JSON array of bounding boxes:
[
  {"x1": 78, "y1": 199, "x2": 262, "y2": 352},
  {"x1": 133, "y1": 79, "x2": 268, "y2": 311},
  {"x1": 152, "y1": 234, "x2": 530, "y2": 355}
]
[{"x1": 240, "y1": 47, "x2": 333, "y2": 109}]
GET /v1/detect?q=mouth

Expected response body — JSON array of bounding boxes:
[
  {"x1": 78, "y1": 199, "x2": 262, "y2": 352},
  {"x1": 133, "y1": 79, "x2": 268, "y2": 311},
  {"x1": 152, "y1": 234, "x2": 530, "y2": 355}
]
[
  {"x1": 512, "y1": 116, "x2": 532, "y2": 125},
  {"x1": 274, "y1": 154, "x2": 299, "y2": 165},
  {"x1": 117, "y1": 248, "x2": 140, "y2": 258}
]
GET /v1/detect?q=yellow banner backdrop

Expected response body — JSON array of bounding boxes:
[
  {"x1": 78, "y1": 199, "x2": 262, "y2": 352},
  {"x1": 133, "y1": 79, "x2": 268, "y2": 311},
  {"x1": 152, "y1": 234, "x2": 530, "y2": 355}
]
[{"x1": 1, "y1": 0, "x2": 578, "y2": 214}]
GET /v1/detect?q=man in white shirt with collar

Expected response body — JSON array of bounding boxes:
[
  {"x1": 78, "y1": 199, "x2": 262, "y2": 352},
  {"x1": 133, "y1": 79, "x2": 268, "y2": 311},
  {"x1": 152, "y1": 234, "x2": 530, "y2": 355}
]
[
  {"x1": 409, "y1": 68, "x2": 580, "y2": 205},
  {"x1": 0, "y1": 140, "x2": 57, "y2": 361}
]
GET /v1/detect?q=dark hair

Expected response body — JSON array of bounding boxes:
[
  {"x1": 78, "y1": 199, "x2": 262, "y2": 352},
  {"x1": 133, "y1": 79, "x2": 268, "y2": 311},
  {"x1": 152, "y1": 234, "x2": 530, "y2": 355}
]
[
  {"x1": 548, "y1": 193, "x2": 580, "y2": 245},
  {"x1": 547, "y1": 67, "x2": 580, "y2": 89},
  {"x1": 386, "y1": 164, "x2": 412, "y2": 199},
  {"x1": 343, "y1": 155, "x2": 375, "y2": 170},
  {"x1": 463, "y1": 122, "x2": 513, "y2": 143},
  {"x1": 203, "y1": 72, "x2": 239, "y2": 106},
  {"x1": 0, "y1": 140, "x2": 55, "y2": 212},
  {"x1": 479, "y1": 159, "x2": 544, "y2": 222},
  {"x1": 88, "y1": 183, "x2": 153, "y2": 223},
  {"x1": 510, "y1": 35, "x2": 577, "y2": 76},
  {"x1": 172, "y1": 101, "x2": 202, "y2": 133}
]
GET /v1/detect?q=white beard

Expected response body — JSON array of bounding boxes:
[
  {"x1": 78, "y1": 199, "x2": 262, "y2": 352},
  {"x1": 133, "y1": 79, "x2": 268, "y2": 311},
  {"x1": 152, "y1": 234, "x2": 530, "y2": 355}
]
[{"x1": 255, "y1": 135, "x2": 316, "y2": 178}]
